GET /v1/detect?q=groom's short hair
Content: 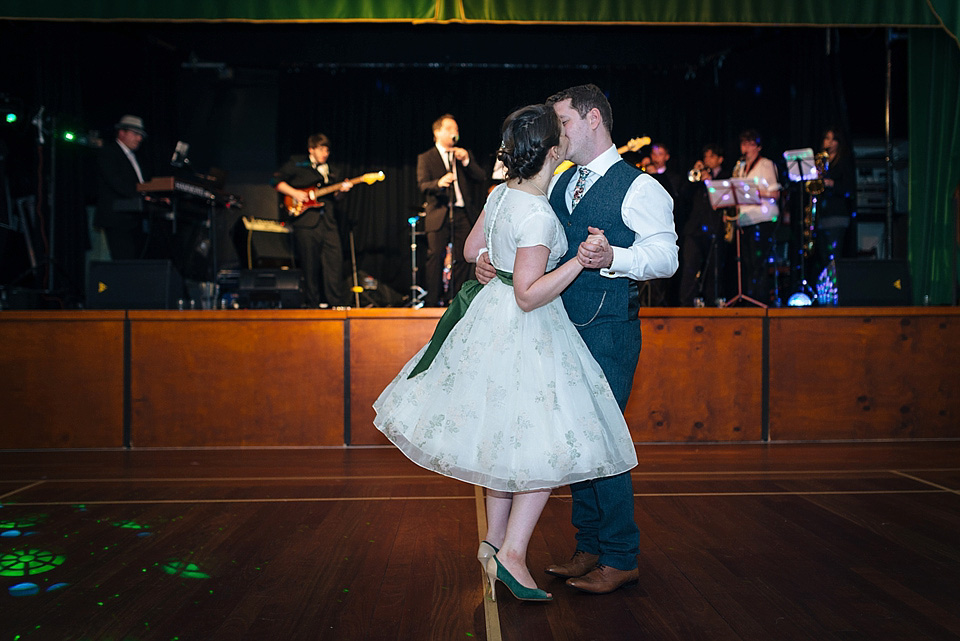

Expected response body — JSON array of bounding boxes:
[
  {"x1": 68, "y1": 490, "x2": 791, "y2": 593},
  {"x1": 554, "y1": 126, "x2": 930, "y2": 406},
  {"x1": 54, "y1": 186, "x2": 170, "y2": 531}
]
[{"x1": 547, "y1": 84, "x2": 613, "y2": 135}]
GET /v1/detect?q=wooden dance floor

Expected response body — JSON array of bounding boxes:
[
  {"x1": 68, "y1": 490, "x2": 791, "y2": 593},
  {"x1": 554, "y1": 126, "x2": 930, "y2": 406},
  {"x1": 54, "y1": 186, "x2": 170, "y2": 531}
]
[{"x1": 2, "y1": 442, "x2": 959, "y2": 640}]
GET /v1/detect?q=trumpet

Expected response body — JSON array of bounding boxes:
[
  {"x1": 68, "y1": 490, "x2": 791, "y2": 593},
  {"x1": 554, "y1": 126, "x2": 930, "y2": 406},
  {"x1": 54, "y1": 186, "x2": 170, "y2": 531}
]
[{"x1": 687, "y1": 160, "x2": 706, "y2": 182}]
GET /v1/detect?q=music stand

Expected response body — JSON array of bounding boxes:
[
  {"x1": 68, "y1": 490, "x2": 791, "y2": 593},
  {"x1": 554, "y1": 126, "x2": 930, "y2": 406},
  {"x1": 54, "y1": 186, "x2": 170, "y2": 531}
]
[
  {"x1": 783, "y1": 148, "x2": 819, "y2": 302},
  {"x1": 783, "y1": 148, "x2": 818, "y2": 182},
  {"x1": 704, "y1": 178, "x2": 767, "y2": 308}
]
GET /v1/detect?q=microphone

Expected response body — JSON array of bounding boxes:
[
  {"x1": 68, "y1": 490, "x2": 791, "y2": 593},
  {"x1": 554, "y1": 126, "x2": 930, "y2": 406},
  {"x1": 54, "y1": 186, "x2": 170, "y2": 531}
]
[{"x1": 32, "y1": 106, "x2": 45, "y2": 144}]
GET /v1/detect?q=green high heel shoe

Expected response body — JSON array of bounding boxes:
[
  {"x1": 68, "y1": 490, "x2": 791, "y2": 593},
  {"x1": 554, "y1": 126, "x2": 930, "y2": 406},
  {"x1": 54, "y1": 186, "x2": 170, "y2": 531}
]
[{"x1": 485, "y1": 555, "x2": 552, "y2": 602}]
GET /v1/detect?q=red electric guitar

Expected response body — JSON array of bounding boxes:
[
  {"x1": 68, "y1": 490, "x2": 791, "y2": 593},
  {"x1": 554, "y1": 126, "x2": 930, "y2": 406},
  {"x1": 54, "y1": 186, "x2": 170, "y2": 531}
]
[{"x1": 283, "y1": 171, "x2": 385, "y2": 217}]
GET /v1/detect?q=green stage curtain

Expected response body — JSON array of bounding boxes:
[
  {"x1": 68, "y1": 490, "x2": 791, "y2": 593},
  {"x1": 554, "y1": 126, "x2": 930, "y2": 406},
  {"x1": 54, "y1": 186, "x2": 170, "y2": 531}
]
[
  {"x1": 928, "y1": 0, "x2": 960, "y2": 45},
  {"x1": 458, "y1": 0, "x2": 936, "y2": 26},
  {"x1": 0, "y1": 0, "x2": 942, "y2": 25},
  {"x1": 909, "y1": 27, "x2": 960, "y2": 304}
]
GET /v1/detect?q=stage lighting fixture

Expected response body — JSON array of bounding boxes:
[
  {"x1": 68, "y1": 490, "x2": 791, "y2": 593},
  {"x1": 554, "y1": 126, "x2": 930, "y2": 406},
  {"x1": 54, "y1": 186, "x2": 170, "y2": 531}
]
[
  {"x1": 1, "y1": 94, "x2": 22, "y2": 125},
  {"x1": 786, "y1": 292, "x2": 813, "y2": 307}
]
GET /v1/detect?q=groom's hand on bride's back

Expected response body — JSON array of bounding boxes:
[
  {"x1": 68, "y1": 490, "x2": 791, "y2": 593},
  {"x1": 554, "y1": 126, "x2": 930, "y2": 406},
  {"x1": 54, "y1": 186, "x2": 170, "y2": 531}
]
[{"x1": 475, "y1": 251, "x2": 496, "y2": 284}]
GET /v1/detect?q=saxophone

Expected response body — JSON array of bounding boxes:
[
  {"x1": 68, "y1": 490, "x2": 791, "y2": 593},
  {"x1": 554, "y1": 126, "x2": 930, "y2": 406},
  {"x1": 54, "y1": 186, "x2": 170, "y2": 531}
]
[{"x1": 802, "y1": 151, "x2": 829, "y2": 255}]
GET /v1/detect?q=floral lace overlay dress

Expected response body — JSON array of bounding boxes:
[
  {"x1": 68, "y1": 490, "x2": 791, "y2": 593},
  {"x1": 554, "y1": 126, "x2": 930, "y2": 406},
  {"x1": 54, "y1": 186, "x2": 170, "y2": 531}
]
[{"x1": 373, "y1": 183, "x2": 637, "y2": 491}]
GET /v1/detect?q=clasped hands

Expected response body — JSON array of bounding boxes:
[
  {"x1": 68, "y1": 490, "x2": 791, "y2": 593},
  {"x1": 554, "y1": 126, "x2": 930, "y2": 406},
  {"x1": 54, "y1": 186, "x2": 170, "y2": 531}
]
[
  {"x1": 578, "y1": 226, "x2": 612, "y2": 270},
  {"x1": 475, "y1": 226, "x2": 611, "y2": 284}
]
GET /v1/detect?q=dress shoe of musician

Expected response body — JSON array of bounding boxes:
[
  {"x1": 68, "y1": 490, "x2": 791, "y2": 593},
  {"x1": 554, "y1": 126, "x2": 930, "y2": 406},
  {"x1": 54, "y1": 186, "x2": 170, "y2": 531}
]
[
  {"x1": 544, "y1": 550, "x2": 600, "y2": 579},
  {"x1": 565, "y1": 564, "x2": 640, "y2": 594}
]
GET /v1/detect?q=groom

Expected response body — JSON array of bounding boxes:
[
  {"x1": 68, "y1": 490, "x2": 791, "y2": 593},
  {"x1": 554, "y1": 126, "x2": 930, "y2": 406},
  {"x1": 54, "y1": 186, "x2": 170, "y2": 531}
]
[{"x1": 475, "y1": 84, "x2": 677, "y2": 593}]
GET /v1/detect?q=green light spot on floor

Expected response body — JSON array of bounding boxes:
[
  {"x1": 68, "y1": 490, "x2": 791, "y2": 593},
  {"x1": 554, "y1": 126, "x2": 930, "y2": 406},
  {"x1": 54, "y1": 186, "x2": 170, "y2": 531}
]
[
  {"x1": 0, "y1": 549, "x2": 66, "y2": 576},
  {"x1": 160, "y1": 559, "x2": 211, "y2": 579}
]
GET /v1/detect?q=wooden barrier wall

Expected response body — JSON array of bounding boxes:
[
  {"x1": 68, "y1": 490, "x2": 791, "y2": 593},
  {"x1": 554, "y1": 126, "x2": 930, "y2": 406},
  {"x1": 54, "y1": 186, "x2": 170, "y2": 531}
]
[{"x1": 1, "y1": 307, "x2": 958, "y2": 449}]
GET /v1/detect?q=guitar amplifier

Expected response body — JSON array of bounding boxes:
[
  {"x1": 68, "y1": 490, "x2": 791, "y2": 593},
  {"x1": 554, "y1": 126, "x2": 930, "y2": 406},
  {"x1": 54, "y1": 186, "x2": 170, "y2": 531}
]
[{"x1": 238, "y1": 268, "x2": 303, "y2": 309}]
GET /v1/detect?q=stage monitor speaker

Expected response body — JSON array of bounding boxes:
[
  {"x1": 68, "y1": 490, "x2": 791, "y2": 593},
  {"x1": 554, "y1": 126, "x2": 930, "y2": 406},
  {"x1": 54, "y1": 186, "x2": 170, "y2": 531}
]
[
  {"x1": 835, "y1": 259, "x2": 912, "y2": 306},
  {"x1": 87, "y1": 260, "x2": 183, "y2": 309},
  {"x1": 238, "y1": 268, "x2": 303, "y2": 309}
]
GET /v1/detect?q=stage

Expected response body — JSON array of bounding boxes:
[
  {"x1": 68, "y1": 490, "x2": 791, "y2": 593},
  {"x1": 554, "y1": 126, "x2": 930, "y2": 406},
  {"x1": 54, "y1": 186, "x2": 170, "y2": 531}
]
[{"x1": 1, "y1": 306, "x2": 958, "y2": 449}]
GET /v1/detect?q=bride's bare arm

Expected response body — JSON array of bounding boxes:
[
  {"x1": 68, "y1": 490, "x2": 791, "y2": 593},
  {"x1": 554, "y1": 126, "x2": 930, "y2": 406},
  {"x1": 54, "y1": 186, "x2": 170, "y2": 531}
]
[
  {"x1": 512, "y1": 245, "x2": 583, "y2": 312},
  {"x1": 464, "y1": 209, "x2": 487, "y2": 264}
]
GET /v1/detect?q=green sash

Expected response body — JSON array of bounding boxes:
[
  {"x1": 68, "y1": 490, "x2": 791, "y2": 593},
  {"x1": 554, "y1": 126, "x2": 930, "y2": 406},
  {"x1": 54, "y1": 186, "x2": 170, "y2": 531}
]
[{"x1": 407, "y1": 270, "x2": 513, "y2": 378}]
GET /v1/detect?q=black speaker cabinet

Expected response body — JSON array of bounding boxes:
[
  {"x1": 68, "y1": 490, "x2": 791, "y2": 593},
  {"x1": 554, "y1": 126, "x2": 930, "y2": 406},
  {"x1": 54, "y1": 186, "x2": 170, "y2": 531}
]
[
  {"x1": 238, "y1": 268, "x2": 303, "y2": 309},
  {"x1": 835, "y1": 259, "x2": 912, "y2": 306},
  {"x1": 87, "y1": 260, "x2": 184, "y2": 309}
]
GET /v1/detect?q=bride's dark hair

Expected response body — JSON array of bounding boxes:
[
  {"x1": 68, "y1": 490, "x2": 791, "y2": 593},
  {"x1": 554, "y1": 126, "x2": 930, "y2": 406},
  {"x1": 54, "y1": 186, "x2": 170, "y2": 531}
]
[{"x1": 497, "y1": 104, "x2": 561, "y2": 182}]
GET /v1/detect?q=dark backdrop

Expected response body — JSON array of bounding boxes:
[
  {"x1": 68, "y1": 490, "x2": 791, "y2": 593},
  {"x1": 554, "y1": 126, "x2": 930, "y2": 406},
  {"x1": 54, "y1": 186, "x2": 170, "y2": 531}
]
[{"x1": 0, "y1": 21, "x2": 905, "y2": 305}]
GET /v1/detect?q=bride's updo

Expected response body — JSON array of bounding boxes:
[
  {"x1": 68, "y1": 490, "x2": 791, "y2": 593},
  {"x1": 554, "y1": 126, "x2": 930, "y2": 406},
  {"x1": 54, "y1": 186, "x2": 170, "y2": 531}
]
[{"x1": 497, "y1": 104, "x2": 561, "y2": 182}]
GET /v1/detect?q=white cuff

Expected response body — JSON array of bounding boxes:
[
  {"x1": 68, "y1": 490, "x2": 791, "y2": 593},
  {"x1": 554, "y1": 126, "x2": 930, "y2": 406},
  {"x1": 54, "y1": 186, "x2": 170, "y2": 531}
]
[{"x1": 602, "y1": 246, "x2": 629, "y2": 277}]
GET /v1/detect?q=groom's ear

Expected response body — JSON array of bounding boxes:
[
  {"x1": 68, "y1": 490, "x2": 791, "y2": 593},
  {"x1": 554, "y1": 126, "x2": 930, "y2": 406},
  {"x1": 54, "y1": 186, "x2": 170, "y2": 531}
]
[{"x1": 587, "y1": 108, "x2": 603, "y2": 132}]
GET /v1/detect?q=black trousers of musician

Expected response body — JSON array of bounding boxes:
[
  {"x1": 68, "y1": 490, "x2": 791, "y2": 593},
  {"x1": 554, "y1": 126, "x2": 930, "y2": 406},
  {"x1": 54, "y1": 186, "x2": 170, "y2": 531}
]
[
  {"x1": 292, "y1": 208, "x2": 344, "y2": 307},
  {"x1": 740, "y1": 221, "x2": 776, "y2": 304},
  {"x1": 101, "y1": 209, "x2": 149, "y2": 261},
  {"x1": 679, "y1": 230, "x2": 727, "y2": 306},
  {"x1": 104, "y1": 227, "x2": 148, "y2": 261},
  {"x1": 424, "y1": 206, "x2": 474, "y2": 307}
]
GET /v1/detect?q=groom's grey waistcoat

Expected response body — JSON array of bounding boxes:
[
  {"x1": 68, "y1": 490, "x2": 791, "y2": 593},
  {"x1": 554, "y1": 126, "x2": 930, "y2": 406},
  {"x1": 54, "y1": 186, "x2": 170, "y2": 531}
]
[{"x1": 550, "y1": 160, "x2": 640, "y2": 328}]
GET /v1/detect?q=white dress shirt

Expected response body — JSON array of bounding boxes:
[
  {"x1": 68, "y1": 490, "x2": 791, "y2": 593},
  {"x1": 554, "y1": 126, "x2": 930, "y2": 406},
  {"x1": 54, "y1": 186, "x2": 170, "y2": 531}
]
[
  {"x1": 436, "y1": 142, "x2": 466, "y2": 207},
  {"x1": 549, "y1": 144, "x2": 678, "y2": 281},
  {"x1": 117, "y1": 139, "x2": 144, "y2": 183},
  {"x1": 736, "y1": 156, "x2": 780, "y2": 226}
]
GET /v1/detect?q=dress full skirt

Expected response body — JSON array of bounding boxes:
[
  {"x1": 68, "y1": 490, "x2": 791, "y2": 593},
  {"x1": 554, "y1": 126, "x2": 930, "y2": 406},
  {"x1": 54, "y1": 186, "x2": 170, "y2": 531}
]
[{"x1": 373, "y1": 278, "x2": 637, "y2": 492}]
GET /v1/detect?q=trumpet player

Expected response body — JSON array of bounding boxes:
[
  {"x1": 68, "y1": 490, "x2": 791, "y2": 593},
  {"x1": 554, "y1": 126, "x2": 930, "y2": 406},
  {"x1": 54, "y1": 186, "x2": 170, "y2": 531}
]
[
  {"x1": 724, "y1": 129, "x2": 780, "y2": 305},
  {"x1": 679, "y1": 144, "x2": 730, "y2": 306},
  {"x1": 640, "y1": 142, "x2": 681, "y2": 202}
]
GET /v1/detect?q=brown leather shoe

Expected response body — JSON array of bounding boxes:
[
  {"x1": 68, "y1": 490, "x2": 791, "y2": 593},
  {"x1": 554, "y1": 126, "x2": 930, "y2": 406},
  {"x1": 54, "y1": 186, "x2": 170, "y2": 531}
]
[
  {"x1": 544, "y1": 551, "x2": 600, "y2": 579},
  {"x1": 565, "y1": 565, "x2": 639, "y2": 594}
]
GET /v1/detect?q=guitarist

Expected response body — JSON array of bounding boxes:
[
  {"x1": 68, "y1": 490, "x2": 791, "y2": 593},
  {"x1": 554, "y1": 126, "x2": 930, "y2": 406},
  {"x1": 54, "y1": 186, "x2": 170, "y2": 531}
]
[
  {"x1": 416, "y1": 114, "x2": 486, "y2": 307},
  {"x1": 272, "y1": 133, "x2": 353, "y2": 307}
]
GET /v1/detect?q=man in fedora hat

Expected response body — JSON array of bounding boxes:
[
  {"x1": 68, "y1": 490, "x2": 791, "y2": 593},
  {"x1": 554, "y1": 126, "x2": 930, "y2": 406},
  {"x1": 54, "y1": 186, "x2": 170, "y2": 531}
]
[{"x1": 95, "y1": 114, "x2": 151, "y2": 260}]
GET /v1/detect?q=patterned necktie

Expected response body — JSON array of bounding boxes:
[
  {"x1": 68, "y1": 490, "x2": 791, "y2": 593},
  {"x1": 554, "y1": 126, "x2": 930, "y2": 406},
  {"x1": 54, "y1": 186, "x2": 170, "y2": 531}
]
[{"x1": 571, "y1": 166, "x2": 590, "y2": 209}]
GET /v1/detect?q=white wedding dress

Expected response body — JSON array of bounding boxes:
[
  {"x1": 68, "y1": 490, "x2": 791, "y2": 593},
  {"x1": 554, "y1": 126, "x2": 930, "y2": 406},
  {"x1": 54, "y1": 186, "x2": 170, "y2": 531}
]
[{"x1": 373, "y1": 183, "x2": 637, "y2": 491}]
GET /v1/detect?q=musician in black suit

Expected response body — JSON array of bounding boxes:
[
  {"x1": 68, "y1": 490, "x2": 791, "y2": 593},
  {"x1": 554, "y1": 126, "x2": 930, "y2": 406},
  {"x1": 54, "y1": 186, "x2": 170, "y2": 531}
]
[
  {"x1": 416, "y1": 114, "x2": 486, "y2": 306},
  {"x1": 95, "y1": 114, "x2": 150, "y2": 260},
  {"x1": 272, "y1": 133, "x2": 352, "y2": 307},
  {"x1": 678, "y1": 143, "x2": 731, "y2": 306}
]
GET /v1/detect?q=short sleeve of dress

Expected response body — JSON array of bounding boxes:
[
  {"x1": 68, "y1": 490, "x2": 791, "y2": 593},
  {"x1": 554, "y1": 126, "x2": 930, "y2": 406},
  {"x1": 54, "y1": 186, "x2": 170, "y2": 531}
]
[{"x1": 515, "y1": 207, "x2": 560, "y2": 250}]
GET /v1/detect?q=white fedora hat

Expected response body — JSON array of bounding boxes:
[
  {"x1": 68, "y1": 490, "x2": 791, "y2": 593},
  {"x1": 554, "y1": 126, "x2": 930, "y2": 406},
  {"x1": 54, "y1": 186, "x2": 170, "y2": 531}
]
[{"x1": 115, "y1": 114, "x2": 147, "y2": 137}]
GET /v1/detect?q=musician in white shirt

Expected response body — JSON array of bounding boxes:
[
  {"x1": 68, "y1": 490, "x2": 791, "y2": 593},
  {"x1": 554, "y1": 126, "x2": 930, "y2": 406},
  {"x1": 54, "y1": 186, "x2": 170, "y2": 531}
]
[{"x1": 725, "y1": 129, "x2": 781, "y2": 304}]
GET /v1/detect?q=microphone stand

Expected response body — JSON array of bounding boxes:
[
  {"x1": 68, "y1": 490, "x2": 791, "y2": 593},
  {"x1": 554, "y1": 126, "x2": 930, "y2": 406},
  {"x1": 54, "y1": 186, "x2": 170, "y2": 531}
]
[{"x1": 442, "y1": 150, "x2": 455, "y2": 304}]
